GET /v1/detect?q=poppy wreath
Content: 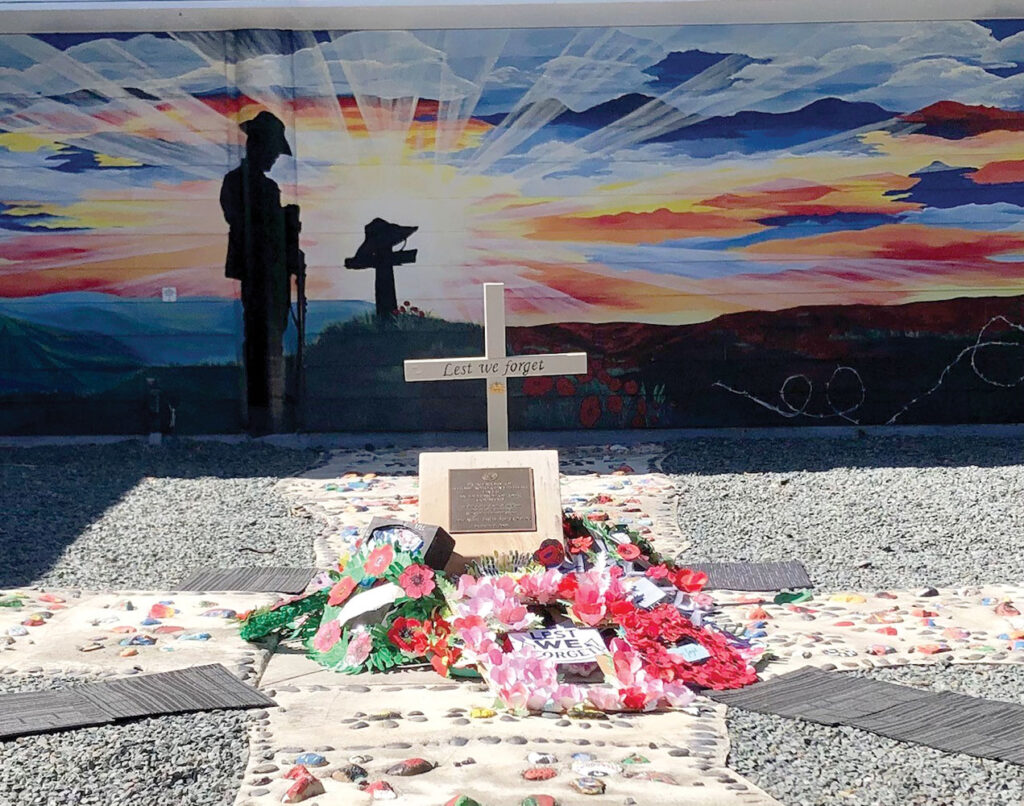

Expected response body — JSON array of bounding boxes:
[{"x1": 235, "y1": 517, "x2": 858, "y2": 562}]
[
  {"x1": 305, "y1": 542, "x2": 456, "y2": 674},
  {"x1": 448, "y1": 564, "x2": 756, "y2": 712},
  {"x1": 613, "y1": 603, "x2": 757, "y2": 690}
]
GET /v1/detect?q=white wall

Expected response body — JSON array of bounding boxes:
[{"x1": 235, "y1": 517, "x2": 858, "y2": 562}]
[{"x1": 1, "y1": 0, "x2": 1022, "y2": 34}]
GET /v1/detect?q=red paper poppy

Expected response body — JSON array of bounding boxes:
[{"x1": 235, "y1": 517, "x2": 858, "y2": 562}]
[
  {"x1": 398, "y1": 564, "x2": 436, "y2": 598},
  {"x1": 363, "y1": 544, "x2": 395, "y2": 576},
  {"x1": 645, "y1": 564, "x2": 670, "y2": 580},
  {"x1": 387, "y1": 617, "x2": 424, "y2": 654},
  {"x1": 327, "y1": 576, "x2": 358, "y2": 606},
  {"x1": 616, "y1": 543, "x2": 641, "y2": 561},
  {"x1": 624, "y1": 379, "x2": 639, "y2": 395},
  {"x1": 569, "y1": 536, "x2": 593, "y2": 555},
  {"x1": 556, "y1": 377, "x2": 576, "y2": 396},
  {"x1": 534, "y1": 539, "x2": 565, "y2": 568},
  {"x1": 672, "y1": 568, "x2": 708, "y2": 593},
  {"x1": 607, "y1": 395, "x2": 623, "y2": 414}
]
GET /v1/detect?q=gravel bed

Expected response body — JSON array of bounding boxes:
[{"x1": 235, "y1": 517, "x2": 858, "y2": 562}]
[
  {"x1": 0, "y1": 440, "x2": 323, "y2": 590},
  {"x1": 726, "y1": 664, "x2": 1024, "y2": 806},
  {"x1": 664, "y1": 435, "x2": 1024, "y2": 590},
  {"x1": 0, "y1": 670, "x2": 253, "y2": 806}
]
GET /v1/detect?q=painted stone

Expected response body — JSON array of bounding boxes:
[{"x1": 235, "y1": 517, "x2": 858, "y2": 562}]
[
  {"x1": 331, "y1": 764, "x2": 368, "y2": 783},
  {"x1": 830, "y1": 593, "x2": 866, "y2": 603},
  {"x1": 445, "y1": 798, "x2": 483, "y2": 806},
  {"x1": 523, "y1": 767, "x2": 557, "y2": 781},
  {"x1": 572, "y1": 760, "x2": 622, "y2": 777},
  {"x1": 626, "y1": 771, "x2": 680, "y2": 785},
  {"x1": 112, "y1": 600, "x2": 136, "y2": 611},
  {"x1": 21, "y1": 614, "x2": 46, "y2": 627},
  {"x1": 571, "y1": 776, "x2": 606, "y2": 795},
  {"x1": 38, "y1": 593, "x2": 64, "y2": 603},
  {"x1": 386, "y1": 758, "x2": 434, "y2": 776},
  {"x1": 119, "y1": 635, "x2": 156, "y2": 646},
  {"x1": 996, "y1": 602, "x2": 1021, "y2": 617},
  {"x1": 621, "y1": 753, "x2": 649, "y2": 765},
  {"x1": 774, "y1": 591, "x2": 812, "y2": 604},
  {"x1": 868, "y1": 644, "x2": 895, "y2": 655},
  {"x1": 0, "y1": 597, "x2": 24, "y2": 608},
  {"x1": 153, "y1": 625, "x2": 184, "y2": 635},
  {"x1": 348, "y1": 754, "x2": 373, "y2": 764},
  {"x1": 364, "y1": 780, "x2": 398, "y2": 800},
  {"x1": 147, "y1": 604, "x2": 176, "y2": 619},
  {"x1": 282, "y1": 766, "x2": 324, "y2": 803},
  {"x1": 527, "y1": 752, "x2": 557, "y2": 765},
  {"x1": 78, "y1": 643, "x2": 104, "y2": 652},
  {"x1": 7, "y1": 626, "x2": 28, "y2": 637},
  {"x1": 111, "y1": 626, "x2": 136, "y2": 634},
  {"x1": 140, "y1": 617, "x2": 161, "y2": 626},
  {"x1": 294, "y1": 753, "x2": 327, "y2": 767},
  {"x1": 519, "y1": 797, "x2": 559, "y2": 806},
  {"x1": 201, "y1": 608, "x2": 237, "y2": 619},
  {"x1": 916, "y1": 587, "x2": 939, "y2": 597},
  {"x1": 470, "y1": 707, "x2": 497, "y2": 719},
  {"x1": 917, "y1": 643, "x2": 950, "y2": 655},
  {"x1": 177, "y1": 632, "x2": 211, "y2": 641},
  {"x1": 119, "y1": 648, "x2": 138, "y2": 657}
]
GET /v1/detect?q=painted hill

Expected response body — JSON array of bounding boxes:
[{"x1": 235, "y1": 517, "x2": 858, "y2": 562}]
[
  {"x1": 0, "y1": 312, "x2": 143, "y2": 395},
  {"x1": 901, "y1": 101, "x2": 1024, "y2": 139}
]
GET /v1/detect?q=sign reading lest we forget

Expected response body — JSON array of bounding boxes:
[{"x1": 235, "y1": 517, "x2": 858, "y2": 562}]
[{"x1": 508, "y1": 624, "x2": 607, "y2": 663}]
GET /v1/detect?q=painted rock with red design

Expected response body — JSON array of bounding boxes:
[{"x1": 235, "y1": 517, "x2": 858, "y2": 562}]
[
  {"x1": 281, "y1": 766, "x2": 324, "y2": 803},
  {"x1": 522, "y1": 767, "x2": 558, "y2": 781},
  {"x1": 386, "y1": 758, "x2": 435, "y2": 776}
]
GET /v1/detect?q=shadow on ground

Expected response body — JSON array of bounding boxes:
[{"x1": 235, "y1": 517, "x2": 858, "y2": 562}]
[{"x1": 0, "y1": 440, "x2": 322, "y2": 588}]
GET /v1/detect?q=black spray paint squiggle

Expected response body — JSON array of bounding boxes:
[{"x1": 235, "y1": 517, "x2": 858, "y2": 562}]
[{"x1": 713, "y1": 315, "x2": 1024, "y2": 425}]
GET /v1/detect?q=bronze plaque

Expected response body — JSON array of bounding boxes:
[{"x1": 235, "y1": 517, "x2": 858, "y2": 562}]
[{"x1": 448, "y1": 467, "x2": 537, "y2": 534}]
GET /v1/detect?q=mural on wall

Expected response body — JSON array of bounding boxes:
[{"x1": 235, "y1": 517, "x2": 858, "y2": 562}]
[{"x1": 1, "y1": 21, "x2": 1024, "y2": 433}]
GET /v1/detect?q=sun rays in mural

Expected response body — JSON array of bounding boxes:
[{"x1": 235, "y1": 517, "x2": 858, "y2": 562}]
[{"x1": 3, "y1": 22, "x2": 1024, "y2": 324}]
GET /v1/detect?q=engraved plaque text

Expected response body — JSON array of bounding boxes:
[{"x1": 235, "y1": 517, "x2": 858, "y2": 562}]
[{"x1": 448, "y1": 467, "x2": 537, "y2": 533}]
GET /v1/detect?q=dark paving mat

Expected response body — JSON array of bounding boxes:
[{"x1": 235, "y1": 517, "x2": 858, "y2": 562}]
[
  {"x1": 175, "y1": 566, "x2": 317, "y2": 593},
  {"x1": 714, "y1": 666, "x2": 1024, "y2": 765},
  {"x1": 0, "y1": 665, "x2": 275, "y2": 740},
  {"x1": 76, "y1": 664, "x2": 276, "y2": 720},
  {"x1": 0, "y1": 689, "x2": 113, "y2": 739},
  {"x1": 683, "y1": 560, "x2": 812, "y2": 591}
]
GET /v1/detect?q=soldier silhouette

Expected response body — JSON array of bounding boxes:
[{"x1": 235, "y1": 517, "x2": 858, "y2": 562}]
[{"x1": 220, "y1": 111, "x2": 303, "y2": 433}]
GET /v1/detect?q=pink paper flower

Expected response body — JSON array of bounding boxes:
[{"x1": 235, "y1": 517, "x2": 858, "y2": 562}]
[
  {"x1": 552, "y1": 684, "x2": 584, "y2": 711},
  {"x1": 398, "y1": 564, "x2": 436, "y2": 598},
  {"x1": 586, "y1": 686, "x2": 623, "y2": 711},
  {"x1": 662, "y1": 681, "x2": 696, "y2": 708},
  {"x1": 517, "y1": 569, "x2": 563, "y2": 604},
  {"x1": 345, "y1": 629, "x2": 372, "y2": 667},
  {"x1": 312, "y1": 619, "x2": 341, "y2": 653},
  {"x1": 363, "y1": 544, "x2": 394, "y2": 576},
  {"x1": 327, "y1": 577, "x2": 357, "y2": 606}
]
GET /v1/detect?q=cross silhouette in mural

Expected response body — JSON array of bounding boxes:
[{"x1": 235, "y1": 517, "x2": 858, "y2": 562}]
[{"x1": 344, "y1": 218, "x2": 419, "y2": 319}]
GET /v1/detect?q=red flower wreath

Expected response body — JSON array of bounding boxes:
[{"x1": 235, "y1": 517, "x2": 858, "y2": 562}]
[{"x1": 615, "y1": 603, "x2": 756, "y2": 690}]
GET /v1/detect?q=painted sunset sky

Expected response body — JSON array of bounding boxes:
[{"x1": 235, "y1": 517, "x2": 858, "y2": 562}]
[{"x1": 3, "y1": 21, "x2": 1024, "y2": 325}]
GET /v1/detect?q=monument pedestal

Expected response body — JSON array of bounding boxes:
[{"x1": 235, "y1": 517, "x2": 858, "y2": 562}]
[{"x1": 418, "y1": 450, "x2": 562, "y2": 573}]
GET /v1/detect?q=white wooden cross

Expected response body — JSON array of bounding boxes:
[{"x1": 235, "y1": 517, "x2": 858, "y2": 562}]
[{"x1": 404, "y1": 283, "x2": 588, "y2": 451}]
